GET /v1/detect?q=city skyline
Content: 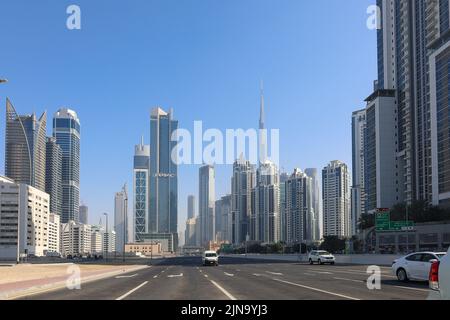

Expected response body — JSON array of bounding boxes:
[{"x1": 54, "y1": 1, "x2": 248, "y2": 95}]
[{"x1": 0, "y1": 0, "x2": 377, "y2": 231}]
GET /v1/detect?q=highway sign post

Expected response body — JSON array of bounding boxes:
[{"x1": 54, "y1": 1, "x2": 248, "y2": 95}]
[{"x1": 375, "y1": 209, "x2": 415, "y2": 232}]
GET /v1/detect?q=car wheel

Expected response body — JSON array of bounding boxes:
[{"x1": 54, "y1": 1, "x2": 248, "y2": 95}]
[
  {"x1": 397, "y1": 268, "x2": 408, "y2": 282},
  {"x1": 309, "y1": 259, "x2": 313, "y2": 265}
]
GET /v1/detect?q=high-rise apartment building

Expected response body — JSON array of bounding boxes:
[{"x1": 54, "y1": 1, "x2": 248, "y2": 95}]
[
  {"x1": 351, "y1": 110, "x2": 366, "y2": 235},
  {"x1": 114, "y1": 185, "x2": 128, "y2": 253},
  {"x1": 279, "y1": 172, "x2": 289, "y2": 242},
  {"x1": 53, "y1": 108, "x2": 80, "y2": 223},
  {"x1": 5, "y1": 99, "x2": 47, "y2": 191},
  {"x1": 45, "y1": 137, "x2": 62, "y2": 216},
  {"x1": 199, "y1": 165, "x2": 215, "y2": 246},
  {"x1": 79, "y1": 205, "x2": 88, "y2": 225},
  {"x1": 184, "y1": 218, "x2": 197, "y2": 247},
  {"x1": 61, "y1": 221, "x2": 91, "y2": 256},
  {"x1": 187, "y1": 195, "x2": 196, "y2": 219},
  {"x1": 48, "y1": 212, "x2": 60, "y2": 254},
  {"x1": 322, "y1": 161, "x2": 351, "y2": 238},
  {"x1": 133, "y1": 138, "x2": 150, "y2": 241},
  {"x1": 149, "y1": 108, "x2": 178, "y2": 246},
  {"x1": 305, "y1": 168, "x2": 321, "y2": 241},
  {"x1": 231, "y1": 155, "x2": 256, "y2": 244}
]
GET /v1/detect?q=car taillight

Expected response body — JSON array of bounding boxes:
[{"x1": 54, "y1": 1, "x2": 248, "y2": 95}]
[{"x1": 429, "y1": 260, "x2": 440, "y2": 291}]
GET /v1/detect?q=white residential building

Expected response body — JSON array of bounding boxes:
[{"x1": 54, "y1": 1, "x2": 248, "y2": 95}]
[
  {"x1": 114, "y1": 185, "x2": 128, "y2": 253},
  {"x1": 90, "y1": 225, "x2": 103, "y2": 254},
  {"x1": 61, "y1": 221, "x2": 91, "y2": 256},
  {"x1": 0, "y1": 176, "x2": 50, "y2": 259},
  {"x1": 322, "y1": 161, "x2": 351, "y2": 238},
  {"x1": 48, "y1": 212, "x2": 60, "y2": 254}
]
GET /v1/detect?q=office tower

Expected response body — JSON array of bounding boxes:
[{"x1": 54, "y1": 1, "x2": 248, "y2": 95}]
[
  {"x1": 187, "y1": 195, "x2": 196, "y2": 219},
  {"x1": 45, "y1": 137, "x2": 62, "y2": 216},
  {"x1": 431, "y1": 28, "x2": 450, "y2": 206},
  {"x1": 215, "y1": 195, "x2": 232, "y2": 243},
  {"x1": 114, "y1": 185, "x2": 128, "y2": 253},
  {"x1": 61, "y1": 221, "x2": 91, "y2": 256},
  {"x1": 199, "y1": 165, "x2": 215, "y2": 246},
  {"x1": 0, "y1": 176, "x2": 50, "y2": 259},
  {"x1": 376, "y1": 0, "x2": 450, "y2": 205},
  {"x1": 364, "y1": 90, "x2": 398, "y2": 212},
  {"x1": 48, "y1": 213, "x2": 60, "y2": 254},
  {"x1": 252, "y1": 161, "x2": 280, "y2": 243},
  {"x1": 322, "y1": 161, "x2": 351, "y2": 238},
  {"x1": 350, "y1": 109, "x2": 366, "y2": 235},
  {"x1": 53, "y1": 108, "x2": 80, "y2": 223},
  {"x1": 305, "y1": 168, "x2": 321, "y2": 241},
  {"x1": 133, "y1": 137, "x2": 150, "y2": 241},
  {"x1": 285, "y1": 169, "x2": 314, "y2": 244},
  {"x1": 231, "y1": 155, "x2": 256, "y2": 244},
  {"x1": 279, "y1": 172, "x2": 289, "y2": 242},
  {"x1": 79, "y1": 205, "x2": 88, "y2": 225},
  {"x1": 149, "y1": 108, "x2": 178, "y2": 244},
  {"x1": 5, "y1": 99, "x2": 47, "y2": 191},
  {"x1": 195, "y1": 216, "x2": 201, "y2": 247},
  {"x1": 185, "y1": 218, "x2": 197, "y2": 247}
]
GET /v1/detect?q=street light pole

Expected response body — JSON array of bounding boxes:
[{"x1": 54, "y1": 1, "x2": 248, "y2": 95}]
[
  {"x1": 406, "y1": 204, "x2": 409, "y2": 254},
  {"x1": 123, "y1": 185, "x2": 127, "y2": 263}
]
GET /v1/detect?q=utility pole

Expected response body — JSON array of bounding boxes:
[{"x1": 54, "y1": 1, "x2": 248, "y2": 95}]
[{"x1": 123, "y1": 184, "x2": 128, "y2": 263}]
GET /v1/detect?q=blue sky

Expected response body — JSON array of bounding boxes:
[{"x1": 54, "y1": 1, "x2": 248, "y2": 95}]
[{"x1": 0, "y1": 0, "x2": 376, "y2": 232}]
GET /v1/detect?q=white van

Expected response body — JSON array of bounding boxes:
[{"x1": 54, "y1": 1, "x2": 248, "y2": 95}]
[{"x1": 202, "y1": 251, "x2": 219, "y2": 266}]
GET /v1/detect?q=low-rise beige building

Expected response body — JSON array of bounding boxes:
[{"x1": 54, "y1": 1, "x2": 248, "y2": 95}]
[{"x1": 125, "y1": 243, "x2": 162, "y2": 256}]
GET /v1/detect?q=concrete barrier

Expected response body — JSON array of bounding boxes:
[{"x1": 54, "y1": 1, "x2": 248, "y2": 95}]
[{"x1": 228, "y1": 253, "x2": 403, "y2": 266}]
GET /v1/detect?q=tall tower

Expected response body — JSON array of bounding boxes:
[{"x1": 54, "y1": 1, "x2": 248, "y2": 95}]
[
  {"x1": 187, "y1": 195, "x2": 196, "y2": 219},
  {"x1": 53, "y1": 108, "x2": 80, "y2": 223},
  {"x1": 134, "y1": 136, "x2": 150, "y2": 241},
  {"x1": 199, "y1": 165, "x2": 215, "y2": 246},
  {"x1": 114, "y1": 184, "x2": 128, "y2": 253},
  {"x1": 149, "y1": 108, "x2": 178, "y2": 238},
  {"x1": 46, "y1": 137, "x2": 62, "y2": 216},
  {"x1": 5, "y1": 99, "x2": 47, "y2": 191},
  {"x1": 305, "y1": 168, "x2": 321, "y2": 241}
]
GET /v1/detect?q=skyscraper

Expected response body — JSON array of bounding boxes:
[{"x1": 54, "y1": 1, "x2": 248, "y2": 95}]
[
  {"x1": 134, "y1": 137, "x2": 150, "y2": 241},
  {"x1": 187, "y1": 195, "x2": 196, "y2": 219},
  {"x1": 45, "y1": 137, "x2": 62, "y2": 216},
  {"x1": 149, "y1": 108, "x2": 178, "y2": 243},
  {"x1": 5, "y1": 99, "x2": 47, "y2": 191},
  {"x1": 199, "y1": 165, "x2": 215, "y2": 246},
  {"x1": 376, "y1": 0, "x2": 450, "y2": 205},
  {"x1": 305, "y1": 168, "x2": 321, "y2": 241},
  {"x1": 322, "y1": 161, "x2": 351, "y2": 238},
  {"x1": 285, "y1": 169, "x2": 314, "y2": 244},
  {"x1": 53, "y1": 108, "x2": 80, "y2": 223},
  {"x1": 231, "y1": 155, "x2": 256, "y2": 244},
  {"x1": 79, "y1": 205, "x2": 88, "y2": 225},
  {"x1": 279, "y1": 172, "x2": 289, "y2": 242},
  {"x1": 252, "y1": 161, "x2": 280, "y2": 243},
  {"x1": 215, "y1": 195, "x2": 232, "y2": 243},
  {"x1": 114, "y1": 185, "x2": 128, "y2": 253},
  {"x1": 350, "y1": 110, "x2": 366, "y2": 235}
]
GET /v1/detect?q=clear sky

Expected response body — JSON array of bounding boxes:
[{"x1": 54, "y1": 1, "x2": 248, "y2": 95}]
[{"x1": 0, "y1": 0, "x2": 377, "y2": 232}]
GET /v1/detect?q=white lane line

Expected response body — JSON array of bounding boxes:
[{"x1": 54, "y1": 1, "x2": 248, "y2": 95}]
[
  {"x1": 199, "y1": 270, "x2": 203, "y2": 273},
  {"x1": 115, "y1": 274, "x2": 138, "y2": 279},
  {"x1": 266, "y1": 271, "x2": 283, "y2": 276},
  {"x1": 333, "y1": 277, "x2": 364, "y2": 283},
  {"x1": 393, "y1": 285, "x2": 430, "y2": 293},
  {"x1": 253, "y1": 273, "x2": 262, "y2": 277},
  {"x1": 224, "y1": 272, "x2": 234, "y2": 277},
  {"x1": 210, "y1": 280, "x2": 237, "y2": 300},
  {"x1": 167, "y1": 273, "x2": 183, "y2": 278},
  {"x1": 153, "y1": 275, "x2": 158, "y2": 279},
  {"x1": 273, "y1": 278, "x2": 360, "y2": 300},
  {"x1": 204, "y1": 275, "x2": 209, "y2": 278},
  {"x1": 327, "y1": 269, "x2": 397, "y2": 278},
  {"x1": 307, "y1": 270, "x2": 333, "y2": 275},
  {"x1": 303, "y1": 273, "x2": 316, "y2": 276},
  {"x1": 116, "y1": 281, "x2": 148, "y2": 301}
]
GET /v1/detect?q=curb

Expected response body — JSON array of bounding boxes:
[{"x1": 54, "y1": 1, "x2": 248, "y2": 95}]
[{"x1": 1, "y1": 265, "x2": 150, "y2": 300}]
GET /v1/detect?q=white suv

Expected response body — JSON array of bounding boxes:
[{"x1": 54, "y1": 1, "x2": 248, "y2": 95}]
[
  {"x1": 308, "y1": 250, "x2": 336, "y2": 265},
  {"x1": 202, "y1": 251, "x2": 219, "y2": 266}
]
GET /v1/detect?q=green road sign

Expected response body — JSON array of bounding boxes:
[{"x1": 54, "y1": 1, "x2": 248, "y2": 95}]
[{"x1": 375, "y1": 210, "x2": 414, "y2": 232}]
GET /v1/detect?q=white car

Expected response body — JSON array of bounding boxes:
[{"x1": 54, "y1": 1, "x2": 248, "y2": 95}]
[
  {"x1": 429, "y1": 247, "x2": 450, "y2": 299},
  {"x1": 202, "y1": 251, "x2": 219, "y2": 266},
  {"x1": 308, "y1": 250, "x2": 336, "y2": 265},
  {"x1": 392, "y1": 251, "x2": 447, "y2": 282}
]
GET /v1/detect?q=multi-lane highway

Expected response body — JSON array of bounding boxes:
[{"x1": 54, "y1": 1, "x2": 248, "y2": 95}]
[{"x1": 19, "y1": 256, "x2": 431, "y2": 300}]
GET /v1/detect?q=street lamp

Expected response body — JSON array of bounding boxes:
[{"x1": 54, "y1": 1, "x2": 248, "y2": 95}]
[{"x1": 103, "y1": 213, "x2": 109, "y2": 262}]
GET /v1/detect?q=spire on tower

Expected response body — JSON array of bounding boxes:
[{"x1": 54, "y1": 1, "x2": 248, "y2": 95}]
[{"x1": 259, "y1": 80, "x2": 265, "y2": 130}]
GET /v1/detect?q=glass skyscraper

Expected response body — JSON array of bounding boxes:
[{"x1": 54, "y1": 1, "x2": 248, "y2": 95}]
[
  {"x1": 5, "y1": 98, "x2": 47, "y2": 191},
  {"x1": 53, "y1": 108, "x2": 80, "y2": 223},
  {"x1": 149, "y1": 108, "x2": 178, "y2": 239},
  {"x1": 45, "y1": 137, "x2": 62, "y2": 216},
  {"x1": 134, "y1": 137, "x2": 150, "y2": 241}
]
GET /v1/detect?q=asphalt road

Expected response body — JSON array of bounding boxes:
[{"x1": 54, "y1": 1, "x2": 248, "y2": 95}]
[{"x1": 19, "y1": 256, "x2": 432, "y2": 300}]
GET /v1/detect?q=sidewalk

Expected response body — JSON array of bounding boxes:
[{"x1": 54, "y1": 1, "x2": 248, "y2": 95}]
[{"x1": 0, "y1": 263, "x2": 149, "y2": 300}]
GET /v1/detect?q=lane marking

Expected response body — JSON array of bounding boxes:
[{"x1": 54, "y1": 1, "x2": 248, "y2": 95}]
[
  {"x1": 307, "y1": 270, "x2": 333, "y2": 275},
  {"x1": 116, "y1": 281, "x2": 148, "y2": 301},
  {"x1": 115, "y1": 274, "x2": 138, "y2": 279},
  {"x1": 224, "y1": 272, "x2": 234, "y2": 277},
  {"x1": 209, "y1": 280, "x2": 237, "y2": 300},
  {"x1": 204, "y1": 275, "x2": 209, "y2": 278},
  {"x1": 153, "y1": 275, "x2": 158, "y2": 279},
  {"x1": 325, "y1": 269, "x2": 397, "y2": 278},
  {"x1": 393, "y1": 285, "x2": 430, "y2": 293},
  {"x1": 266, "y1": 271, "x2": 283, "y2": 276},
  {"x1": 303, "y1": 273, "x2": 316, "y2": 276},
  {"x1": 253, "y1": 273, "x2": 262, "y2": 277},
  {"x1": 333, "y1": 277, "x2": 364, "y2": 283},
  {"x1": 167, "y1": 273, "x2": 183, "y2": 278},
  {"x1": 272, "y1": 278, "x2": 360, "y2": 300}
]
